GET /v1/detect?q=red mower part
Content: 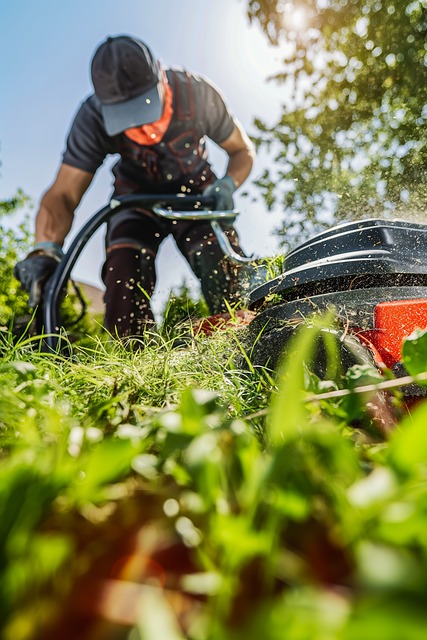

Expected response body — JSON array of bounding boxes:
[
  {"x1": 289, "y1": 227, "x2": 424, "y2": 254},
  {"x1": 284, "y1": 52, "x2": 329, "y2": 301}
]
[
  {"x1": 193, "y1": 309, "x2": 256, "y2": 337},
  {"x1": 359, "y1": 298, "x2": 427, "y2": 369}
]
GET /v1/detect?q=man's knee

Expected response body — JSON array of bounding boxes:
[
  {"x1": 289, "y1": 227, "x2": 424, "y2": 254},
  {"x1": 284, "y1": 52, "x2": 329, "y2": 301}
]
[
  {"x1": 184, "y1": 231, "x2": 243, "y2": 314},
  {"x1": 102, "y1": 244, "x2": 156, "y2": 337}
]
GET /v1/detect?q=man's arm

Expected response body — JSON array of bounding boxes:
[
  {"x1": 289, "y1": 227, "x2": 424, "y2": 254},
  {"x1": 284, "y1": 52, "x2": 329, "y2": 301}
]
[
  {"x1": 202, "y1": 121, "x2": 255, "y2": 211},
  {"x1": 14, "y1": 164, "x2": 94, "y2": 307},
  {"x1": 219, "y1": 120, "x2": 255, "y2": 189},
  {"x1": 35, "y1": 163, "x2": 94, "y2": 245}
]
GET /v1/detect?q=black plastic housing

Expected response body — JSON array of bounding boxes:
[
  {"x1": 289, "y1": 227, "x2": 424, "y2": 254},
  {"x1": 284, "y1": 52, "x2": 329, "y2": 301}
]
[{"x1": 249, "y1": 218, "x2": 427, "y2": 309}]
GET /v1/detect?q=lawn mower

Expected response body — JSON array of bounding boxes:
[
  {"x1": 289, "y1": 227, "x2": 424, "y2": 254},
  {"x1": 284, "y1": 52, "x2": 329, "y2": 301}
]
[
  {"x1": 245, "y1": 217, "x2": 427, "y2": 401},
  {"x1": 40, "y1": 194, "x2": 427, "y2": 397}
]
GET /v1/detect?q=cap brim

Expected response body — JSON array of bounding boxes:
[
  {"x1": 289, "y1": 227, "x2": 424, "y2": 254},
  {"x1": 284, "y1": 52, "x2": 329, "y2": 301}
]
[{"x1": 101, "y1": 83, "x2": 163, "y2": 136}]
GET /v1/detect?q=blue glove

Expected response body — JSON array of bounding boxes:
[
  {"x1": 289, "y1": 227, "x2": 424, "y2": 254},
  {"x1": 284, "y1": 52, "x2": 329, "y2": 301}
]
[
  {"x1": 14, "y1": 242, "x2": 63, "y2": 307},
  {"x1": 203, "y1": 175, "x2": 236, "y2": 211}
]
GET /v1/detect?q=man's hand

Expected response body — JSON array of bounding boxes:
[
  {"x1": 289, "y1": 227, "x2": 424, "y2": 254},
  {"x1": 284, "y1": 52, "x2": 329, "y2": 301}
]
[
  {"x1": 203, "y1": 175, "x2": 236, "y2": 211},
  {"x1": 14, "y1": 243, "x2": 64, "y2": 307}
]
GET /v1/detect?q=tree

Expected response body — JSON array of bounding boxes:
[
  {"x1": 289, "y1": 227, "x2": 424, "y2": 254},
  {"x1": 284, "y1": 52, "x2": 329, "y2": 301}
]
[{"x1": 247, "y1": 0, "x2": 427, "y2": 244}]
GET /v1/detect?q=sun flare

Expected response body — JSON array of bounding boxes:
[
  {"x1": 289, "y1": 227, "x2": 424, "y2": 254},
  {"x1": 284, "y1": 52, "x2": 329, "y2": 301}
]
[{"x1": 279, "y1": 3, "x2": 309, "y2": 32}]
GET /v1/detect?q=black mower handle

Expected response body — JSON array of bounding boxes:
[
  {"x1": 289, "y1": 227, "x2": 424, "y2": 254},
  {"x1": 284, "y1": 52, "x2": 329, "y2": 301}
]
[{"x1": 42, "y1": 193, "x2": 253, "y2": 351}]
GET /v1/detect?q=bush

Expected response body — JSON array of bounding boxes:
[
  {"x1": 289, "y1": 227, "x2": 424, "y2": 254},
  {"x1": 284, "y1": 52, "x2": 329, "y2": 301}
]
[{"x1": 0, "y1": 190, "x2": 33, "y2": 327}]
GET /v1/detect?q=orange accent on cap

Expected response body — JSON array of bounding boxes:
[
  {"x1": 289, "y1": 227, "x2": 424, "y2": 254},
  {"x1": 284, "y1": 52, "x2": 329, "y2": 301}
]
[{"x1": 124, "y1": 82, "x2": 173, "y2": 146}]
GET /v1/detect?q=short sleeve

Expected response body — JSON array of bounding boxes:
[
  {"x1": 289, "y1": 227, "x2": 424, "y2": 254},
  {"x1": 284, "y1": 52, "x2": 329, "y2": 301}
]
[
  {"x1": 62, "y1": 96, "x2": 115, "y2": 173},
  {"x1": 196, "y1": 75, "x2": 236, "y2": 145}
]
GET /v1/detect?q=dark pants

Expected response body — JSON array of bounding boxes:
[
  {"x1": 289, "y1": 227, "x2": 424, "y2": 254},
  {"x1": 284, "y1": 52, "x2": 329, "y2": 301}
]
[{"x1": 101, "y1": 209, "x2": 243, "y2": 338}]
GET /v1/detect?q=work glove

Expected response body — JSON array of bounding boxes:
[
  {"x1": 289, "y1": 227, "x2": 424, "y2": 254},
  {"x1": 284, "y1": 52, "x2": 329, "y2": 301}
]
[
  {"x1": 203, "y1": 175, "x2": 236, "y2": 212},
  {"x1": 14, "y1": 242, "x2": 64, "y2": 308}
]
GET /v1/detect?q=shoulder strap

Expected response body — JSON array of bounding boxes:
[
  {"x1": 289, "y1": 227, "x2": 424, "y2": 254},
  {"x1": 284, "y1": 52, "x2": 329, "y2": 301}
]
[{"x1": 168, "y1": 69, "x2": 196, "y2": 122}]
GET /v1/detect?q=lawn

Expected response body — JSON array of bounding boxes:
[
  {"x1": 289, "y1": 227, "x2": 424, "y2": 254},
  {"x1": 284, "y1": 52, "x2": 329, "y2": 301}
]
[{"x1": 2, "y1": 306, "x2": 427, "y2": 640}]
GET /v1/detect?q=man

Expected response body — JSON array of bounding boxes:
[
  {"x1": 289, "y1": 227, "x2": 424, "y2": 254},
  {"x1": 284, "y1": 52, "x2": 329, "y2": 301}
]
[{"x1": 14, "y1": 35, "x2": 255, "y2": 338}]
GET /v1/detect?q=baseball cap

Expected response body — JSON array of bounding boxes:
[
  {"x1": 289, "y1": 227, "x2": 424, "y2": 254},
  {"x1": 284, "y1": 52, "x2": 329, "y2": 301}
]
[{"x1": 91, "y1": 35, "x2": 164, "y2": 136}]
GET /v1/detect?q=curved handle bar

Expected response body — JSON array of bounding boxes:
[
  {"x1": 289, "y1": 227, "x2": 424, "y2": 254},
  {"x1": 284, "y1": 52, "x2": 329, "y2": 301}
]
[
  {"x1": 209, "y1": 221, "x2": 255, "y2": 266},
  {"x1": 151, "y1": 205, "x2": 237, "y2": 221},
  {"x1": 152, "y1": 206, "x2": 255, "y2": 265},
  {"x1": 42, "y1": 193, "x2": 253, "y2": 350}
]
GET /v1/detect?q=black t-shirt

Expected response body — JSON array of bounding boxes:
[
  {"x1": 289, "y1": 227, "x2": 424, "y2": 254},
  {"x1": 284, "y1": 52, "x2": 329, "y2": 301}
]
[{"x1": 62, "y1": 68, "x2": 236, "y2": 191}]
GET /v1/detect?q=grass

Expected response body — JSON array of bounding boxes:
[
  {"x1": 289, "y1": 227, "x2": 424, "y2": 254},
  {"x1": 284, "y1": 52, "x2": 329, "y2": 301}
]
[{"x1": 2, "y1": 301, "x2": 427, "y2": 640}]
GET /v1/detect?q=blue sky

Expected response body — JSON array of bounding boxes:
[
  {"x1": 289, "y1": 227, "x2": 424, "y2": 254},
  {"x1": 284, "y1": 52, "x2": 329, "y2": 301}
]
[{"x1": 1, "y1": 0, "x2": 286, "y2": 314}]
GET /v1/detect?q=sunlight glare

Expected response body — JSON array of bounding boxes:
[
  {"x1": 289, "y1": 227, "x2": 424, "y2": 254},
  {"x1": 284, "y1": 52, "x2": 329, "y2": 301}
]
[
  {"x1": 279, "y1": 3, "x2": 309, "y2": 32},
  {"x1": 288, "y1": 7, "x2": 308, "y2": 31}
]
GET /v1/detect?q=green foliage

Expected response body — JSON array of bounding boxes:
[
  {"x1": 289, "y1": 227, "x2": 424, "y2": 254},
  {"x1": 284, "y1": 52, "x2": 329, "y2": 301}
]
[
  {"x1": 247, "y1": 0, "x2": 427, "y2": 244},
  {"x1": 0, "y1": 191, "x2": 33, "y2": 325},
  {"x1": 159, "y1": 284, "x2": 210, "y2": 338},
  {"x1": 402, "y1": 326, "x2": 427, "y2": 378},
  {"x1": 0, "y1": 190, "x2": 104, "y2": 347},
  {"x1": 2, "y1": 306, "x2": 427, "y2": 638}
]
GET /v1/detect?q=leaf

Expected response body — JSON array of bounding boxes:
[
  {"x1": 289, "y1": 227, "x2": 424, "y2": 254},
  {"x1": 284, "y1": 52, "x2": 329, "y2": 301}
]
[
  {"x1": 179, "y1": 387, "x2": 219, "y2": 435},
  {"x1": 355, "y1": 541, "x2": 424, "y2": 591},
  {"x1": 0, "y1": 361, "x2": 38, "y2": 379},
  {"x1": 132, "y1": 454, "x2": 159, "y2": 480},
  {"x1": 388, "y1": 401, "x2": 427, "y2": 475},
  {"x1": 136, "y1": 586, "x2": 186, "y2": 640},
  {"x1": 72, "y1": 437, "x2": 142, "y2": 501},
  {"x1": 212, "y1": 513, "x2": 273, "y2": 568},
  {"x1": 342, "y1": 597, "x2": 427, "y2": 640},
  {"x1": 268, "y1": 313, "x2": 334, "y2": 445},
  {"x1": 347, "y1": 467, "x2": 398, "y2": 509},
  {"x1": 265, "y1": 488, "x2": 310, "y2": 521},
  {"x1": 180, "y1": 571, "x2": 223, "y2": 595},
  {"x1": 342, "y1": 363, "x2": 385, "y2": 421},
  {"x1": 402, "y1": 328, "x2": 427, "y2": 379}
]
